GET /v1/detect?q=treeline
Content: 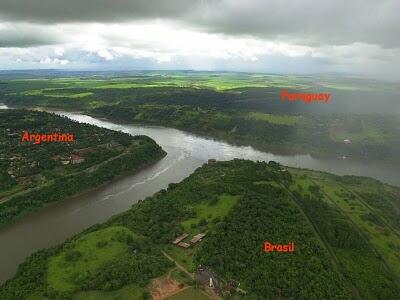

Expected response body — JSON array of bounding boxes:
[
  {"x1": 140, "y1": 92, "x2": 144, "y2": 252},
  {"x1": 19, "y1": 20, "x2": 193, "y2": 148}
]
[
  {"x1": 0, "y1": 230, "x2": 171, "y2": 299},
  {"x1": 90, "y1": 104, "x2": 304, "y2": 145},
  {"x1": 0, "y1": 248, "x2": 52, "y2": 299},
  {"x1": 292, "y1": 189, "x2": 400, "y2": 299},
  {"x1": 359, "y1": 192, "x2": 400, "y2": 230}
]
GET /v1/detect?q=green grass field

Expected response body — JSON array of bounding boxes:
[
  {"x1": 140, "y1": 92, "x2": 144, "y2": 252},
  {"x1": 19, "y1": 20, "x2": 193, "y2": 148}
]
[
  {"x1": 47, "y1": 226, "x2": 135, "y2": 292},
  {"x1": 247, "y1": 112, "x2": 303, "y2": 125},
  {"x1": 166, "y1": 287, "x2": 210, "y2": 300},
  {"x1": 170, "y1": 268, "x2": 194, "y2": 286},
  {"x1": 181, "y1": 194, "x2": 239, "y2": 232},
  {"x1": 21, "y1": 88, "x2": 93, "y2": 98},
  {"x1": 73, "y1": 284, "x2": 145, "y2": 300},
  {"x1": 329, "y1": 122, "x2": 387, "y2": 144},
  {"x1": 163, "y1": 244, "x2": 195, "y2": 273}
]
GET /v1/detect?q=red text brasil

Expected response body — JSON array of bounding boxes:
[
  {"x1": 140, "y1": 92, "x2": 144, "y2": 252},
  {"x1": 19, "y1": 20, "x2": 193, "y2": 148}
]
[{"x1": 264, "y1": 241, "x2": 295, "y2": 253}]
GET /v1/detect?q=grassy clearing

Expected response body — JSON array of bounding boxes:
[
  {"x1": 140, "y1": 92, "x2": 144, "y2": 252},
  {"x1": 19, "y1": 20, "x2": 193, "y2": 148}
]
[
  {"x1": 181, "y1": 194, "x2": 239, "y2": 232},
  {"x1": 317, "y1": 82, "x2": 367, "y2": 91},
  {"x1": 94, "y1": 83, "x2": 162, "y2": 89},
  {"x1": 47, "y1": 226, "x2": 135, "y2": 292},
  {"x1": 163, "y1": 194, "x2": 239, "y2": 274},
  {"x1": 247, "y1": 112, "x2": 303, "y2": 125},
  {"x1": 330, "y1": 127, "x2": 386, "y2": 144},
  {"x1": 170, "y1": 268, "x2": 194, "y2": 286},
  {"x1": 72, "y1": 284, "x2": 145, "y2": 300},
  {"x1": 329, "y1": 120, "x2": 387, "y2": 144},
  {"x1": 21, "y1": 89, "x2": 93, "y2": 98},
  {"x1": 163, "y1": 244, "x2": 196, "y2": 273},
  {"x1": 166, "y1": 287, "x2": 210, "y2": 300},
  {"x1": 48, "y1": 92, "x2": 93, "y2": 98}
]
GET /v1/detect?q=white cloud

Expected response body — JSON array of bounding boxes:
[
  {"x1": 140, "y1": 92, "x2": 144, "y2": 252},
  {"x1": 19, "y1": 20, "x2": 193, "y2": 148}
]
[
  {"x1": 97, "y1": 49, "x2": 114, "y2": 61},
  {"x1": 58, "y1": 21, "x2": 313, "y2": 63},
  {"x1": 39, "y1": 56, "x2": 69, "y2": 65},
  {"x1": 0, "y1": 19, "x2": 399, "y2": 78}
]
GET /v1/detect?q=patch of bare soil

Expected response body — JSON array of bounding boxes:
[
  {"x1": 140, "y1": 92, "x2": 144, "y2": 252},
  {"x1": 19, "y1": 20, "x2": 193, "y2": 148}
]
[
  {"x1": 203, "y1": 286, "x2": 222, "y2": 300},
  {"x1": 149, "y1": 275, "x2": 185, "y2": 300}
]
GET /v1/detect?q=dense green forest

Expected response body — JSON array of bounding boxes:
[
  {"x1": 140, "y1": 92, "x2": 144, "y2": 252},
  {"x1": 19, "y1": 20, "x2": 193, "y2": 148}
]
[
  {"x1": 2, "y1": 72, "x2": 400, "y2": 162},
  {"x1": 0, "y1": 109, "x2": 165, "y2": 228},
  {"x1": 1, "y1": 160, "x2": 399, "y2": 299}
]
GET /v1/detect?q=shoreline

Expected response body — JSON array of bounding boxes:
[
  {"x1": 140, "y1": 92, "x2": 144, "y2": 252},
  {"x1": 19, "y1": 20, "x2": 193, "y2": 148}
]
[
  {"x1": 42, "y1": 149, "x2": 167, "y2": 207},
  {"x1": 87, "y1": 111, "x2": 400, "y2": 165},
  {"x1": 4, "y1": 103, "x2": 400, "y2": 166}
]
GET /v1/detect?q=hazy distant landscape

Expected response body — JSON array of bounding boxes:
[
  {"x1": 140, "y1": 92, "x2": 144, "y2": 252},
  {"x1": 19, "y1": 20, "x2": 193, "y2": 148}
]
[
  {"x1": 2, "y1": 71, "x2": 400, "y2": 163},
  {"x1": 1, "y1": 70, "x2": 400, "y2": 115}
]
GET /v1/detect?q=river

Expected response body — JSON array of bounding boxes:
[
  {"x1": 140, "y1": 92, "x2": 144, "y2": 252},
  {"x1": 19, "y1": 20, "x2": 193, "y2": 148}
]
[{"x1": 0, "y1": 108, "x2": 400, "y2": 283}]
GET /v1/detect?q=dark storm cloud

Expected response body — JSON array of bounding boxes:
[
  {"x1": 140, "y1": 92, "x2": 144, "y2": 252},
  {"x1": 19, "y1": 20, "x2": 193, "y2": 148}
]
[
  {"x1": 0, "y1": 0, "x2": 398, "y2": 48},
  {"x1": 0, "y1": 25, "x2": 59, "y2": 47},
  {"x1": 0, "y1": 0, "x2": 195, "y2": 23},
  {"x1": 189, "y1": 0, "x2": 400, "y2": 48}
]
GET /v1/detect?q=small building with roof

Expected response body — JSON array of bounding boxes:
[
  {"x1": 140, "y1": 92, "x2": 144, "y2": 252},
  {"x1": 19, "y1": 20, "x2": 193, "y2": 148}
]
[
  {"x1": 70, "y1": 154, "x2": 85, "y2": 164},
  {"x1": 172, "y1": 233, "x2": 189, "y2": 245},
  {"x1": 177, "y1": 242, "x2": 191, "y2": 249},
  {"x1": 190, "y1": 233, "x2": 207, "y2": 244}
]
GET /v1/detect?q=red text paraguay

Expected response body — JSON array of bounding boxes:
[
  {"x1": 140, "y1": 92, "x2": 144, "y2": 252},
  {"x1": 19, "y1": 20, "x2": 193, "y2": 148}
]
[
  {"x1": 21, "y1": 131, "x2": 74, "y2": 145},
  {"x1": 281, "y1": 90, "x2": 331, "y2": 104}
]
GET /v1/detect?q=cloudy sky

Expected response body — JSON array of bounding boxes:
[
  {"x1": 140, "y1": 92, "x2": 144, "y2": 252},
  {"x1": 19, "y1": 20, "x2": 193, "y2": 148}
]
[{"x1": 0, "y1": 0, "x2": 399, "y2": 77}]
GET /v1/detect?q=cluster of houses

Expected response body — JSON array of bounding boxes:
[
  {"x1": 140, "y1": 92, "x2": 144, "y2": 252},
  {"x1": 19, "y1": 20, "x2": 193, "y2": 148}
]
[
  {"x1": 6, "y1": 148, "x2": 88, "y2": 185},
  {"x1": 51, "y1": 142, "x2": 123, "y2": 166},
  {"x1": 52, "y1": 153, "x2": 86, "y2": 165},
  {"x1": 51, "y1": 146, "x2": 98, "y2": 165},
  {"x1": 5, "y1": 156, "x2": 39, "y2": 185},
  {"x1": 4, "y1": 141, "x2": 124, "y2": 188},
  {"x1": 172, "y1": 232, "x2": 207, "y2": 249}
]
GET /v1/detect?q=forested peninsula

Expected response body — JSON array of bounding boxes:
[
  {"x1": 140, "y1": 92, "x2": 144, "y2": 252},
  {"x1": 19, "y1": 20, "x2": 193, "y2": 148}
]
[{"x1": 0, "y1": 109, "x2": 166, "y2": 228}]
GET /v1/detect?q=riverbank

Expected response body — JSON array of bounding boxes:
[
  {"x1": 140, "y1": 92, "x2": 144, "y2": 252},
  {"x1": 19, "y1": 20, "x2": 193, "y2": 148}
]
[
  {"x1": 87, "y1": 110, "x2": 400, "y2": 165},
  {"x1": 4, "y1": 103, "x2": 400, "y2": 165}
]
